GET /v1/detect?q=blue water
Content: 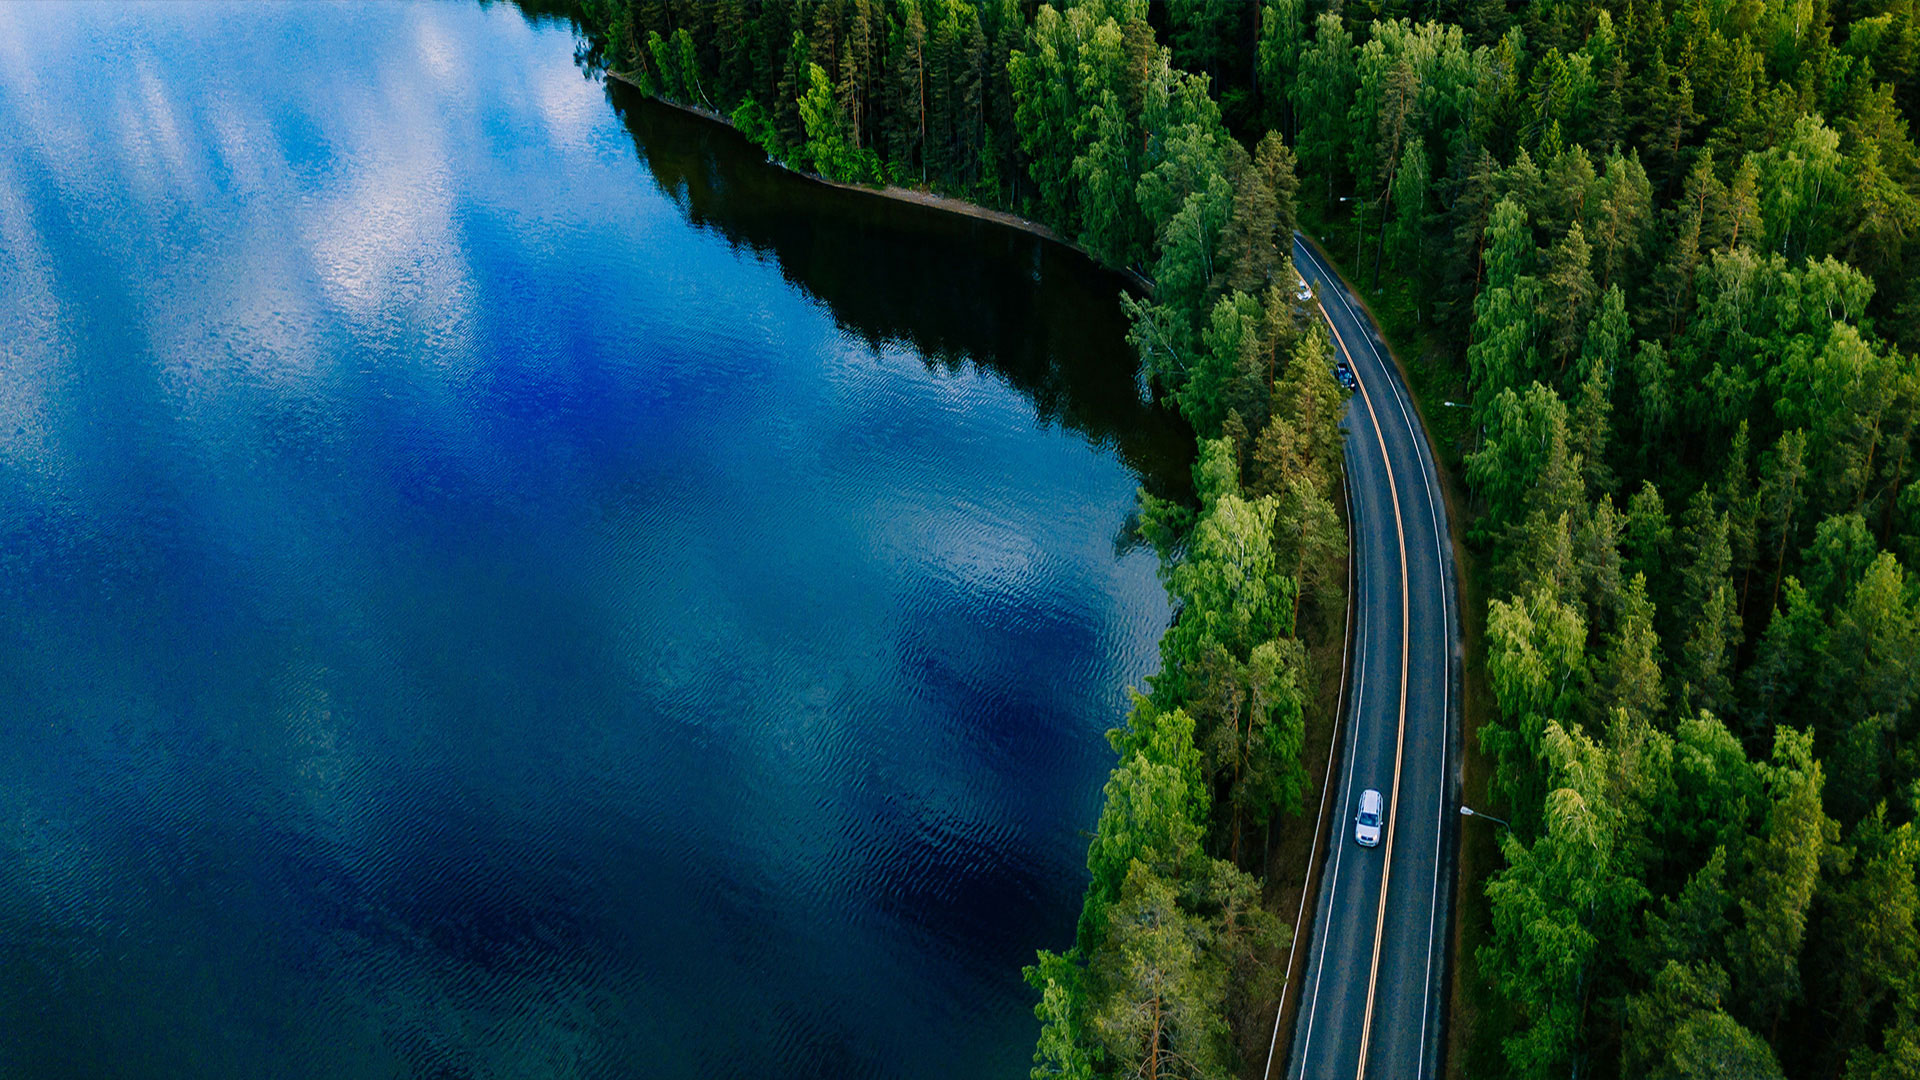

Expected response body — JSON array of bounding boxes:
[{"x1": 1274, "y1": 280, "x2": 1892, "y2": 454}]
[{"x1": 0, "y1": 3, "x2": 1185, "y2": 1078}]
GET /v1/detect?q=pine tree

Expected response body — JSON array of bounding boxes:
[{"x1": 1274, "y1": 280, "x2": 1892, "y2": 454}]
[
  {"x1": 1676, "y1": 493, "x2": 1742, "y2": 718},
  {"x1": 1652, "y1": 151, "x2": 1722, "y2": 339},
  {"x1": 1543, "y1": 221, "x2": 1595, "y2": 370},
  {"x1": 1387, "y1": 139, "x2": 1429, "y2": 277},
  {"x1": 1294, "y1": 12, "x2": 1356, "y2": 210},
  {"x1": 1075, "y1": 89, "x2": 1143, "y2": 268},
  {"x1": 1253, "y1": 131, "x2": 1298, "y2": 246},
  {"x1": 1467, "y1": 199, "x2": 1543, "y2": 419},
  {"x1": 1254, "y1": 0, "x2": 1306, "y2": 139},
  {"x1": 1591, "y1": 572, "x2": 1667, "y2": 726},
  {"x1": 1731, "y1": 728, "x2": 1835, "y2": 1033},
  {"x1": 1274, "y1": 475, "x2": 1346, "y2": 639},
  {"x1": 1591, "y1": 150, "x2": 1653, "y2": 291},
  {"x1": 1087, "y1": 864, "x2": 1231, "y2": 1080},
  {"x1": 798, "y1": 61, "x2": 860, "y2": 180},
  {"x1": 1213, "y1": 138, "x2": 1297, "y2": 299},
  {"x1": 1814, "y1": 808, "x2": 1920, "y2": 1076},
  {"x1": 1759, "y1": 428, "x2": 1810, "y2": 618}
]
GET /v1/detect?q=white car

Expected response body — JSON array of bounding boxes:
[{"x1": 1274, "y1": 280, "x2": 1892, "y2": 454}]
[
  {"x1": 1355, "y1": 788, "x2": 1383, "y2": 847},
  {"x1": 1296, "y1": 274, "x2": 1314, "y2": 303}
]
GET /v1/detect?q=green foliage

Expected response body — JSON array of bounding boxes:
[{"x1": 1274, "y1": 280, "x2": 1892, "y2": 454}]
[
  {"x1": 1086, "y1": 863, "x2": 1230, "y2": 1079},
  {"x1": 643, "y1": 27, "x2": 707, "y2": 109},
  {"x1": 1155, "y1": 448, "x2": 1291, "y2": 713},
  {"x1": 1265, "y1": 1, "x2": 1920, "y2": 1068},
  {"x1": 1177, "y1": 292, "x2": 1260, "y2": 437},
  {"x1": 1027, "y1": 949, "x2": 1096, "y2": 1080},
  {"x1": 1085, "y1": 698, "x2": 1207, "y2": 922},
  {"x1": 1074, "y1": 89, "x2": 1142, "y2": 268},
  {"x1": 1466, "y1": 381, "x2": 1571, "y2": 538},
  {"x1": 562, "y1": 1, "x2": 1920, "y2": 1073},
  {"x1": 1622, "y1": 961, "x2": 1783, "y2": 1080},
  {"x1": 1293, "y1": 13, "x2": 1355, "y2": 206},
  {"x1": 1481, "y1": 721, "x2": 1647, "y2": 1079},
  {"x1": 798, "y1": 61, "x2": 867, "y2": 181},
  {"x1": 1466, "y1": 199, "x2": 1543, "y2": 418},
  {"x1": 1215, "y1": 137, "x2": 1290, "y2": 297},
  {"x1": 1731, "y1": 728, "x2": 1836, "y2": 1029},
  {"x1": 1254, "y1": 0, "x2": 1304, "y2": 136},
  {"x1": 1482, "y1": 586, "x2": 1586, "y2": 833},
  {"x1": 1151, "y1": 177, "x2": 1235, "y2": 343},
  {"x1": 1817, "y1": 806, "x2": 1920, "y2": 1064}
]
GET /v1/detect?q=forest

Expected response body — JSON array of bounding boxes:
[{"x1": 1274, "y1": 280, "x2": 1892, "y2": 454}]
[{"x1": 561, "y1": 1, "x2": 1920, "y2": 1078}]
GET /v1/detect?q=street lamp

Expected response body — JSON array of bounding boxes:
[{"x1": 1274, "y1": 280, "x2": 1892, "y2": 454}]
[
  {"x1": 1459, "y1": 805, "x2": 1511, "y2": 829},
  {"x1": 1441, "y1": 400, "x2": 1471, "y2": 409}
]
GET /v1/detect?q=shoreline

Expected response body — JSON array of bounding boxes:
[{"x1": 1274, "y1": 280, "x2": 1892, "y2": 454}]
[{"x1": 603, "y1": 70, "x2": 1151, "y2": 294}]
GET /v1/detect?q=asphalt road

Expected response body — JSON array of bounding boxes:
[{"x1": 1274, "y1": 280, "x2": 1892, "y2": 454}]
[{"x1": 1280, "y1": 235, "x2": 1462, "y2": 1080}]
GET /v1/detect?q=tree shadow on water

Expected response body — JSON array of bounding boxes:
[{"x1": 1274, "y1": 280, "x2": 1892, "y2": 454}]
[{"x1": 605, "y1": 84, "x2": 1194, "y2": 502}]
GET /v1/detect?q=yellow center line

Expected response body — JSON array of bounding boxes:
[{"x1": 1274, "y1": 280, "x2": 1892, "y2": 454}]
[{"x1": 1316, "y1": 297, "x2": 1410, "y2": 1080}]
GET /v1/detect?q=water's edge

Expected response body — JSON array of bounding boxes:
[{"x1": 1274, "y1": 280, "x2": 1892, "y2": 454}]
[
  {"x1": 0, "y1": 6, "x2": 1183, "y2": 1076},
  {"x1": 602, "y1": 69, "x2": 1154, "y2": 295}
]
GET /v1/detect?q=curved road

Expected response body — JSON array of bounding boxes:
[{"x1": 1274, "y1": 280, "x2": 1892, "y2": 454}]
[{"x1": 1278, "y1": 235, "x2": 1463, "y2": 1080}]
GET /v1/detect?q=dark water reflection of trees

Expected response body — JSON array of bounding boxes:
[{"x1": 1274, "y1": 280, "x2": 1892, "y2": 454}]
[{"x1": 601, "y1": 82, "x2": 1194, "y2": 502}]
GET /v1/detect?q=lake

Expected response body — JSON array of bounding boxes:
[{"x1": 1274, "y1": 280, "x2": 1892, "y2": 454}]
[{"x1": 0, "y1": 3, "x2": 1185, "y2": 1077}]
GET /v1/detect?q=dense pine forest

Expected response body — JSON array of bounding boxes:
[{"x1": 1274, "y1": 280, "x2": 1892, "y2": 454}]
[{"x1": 559, "y1": 2, "x2": 1920, "y2": 1078}]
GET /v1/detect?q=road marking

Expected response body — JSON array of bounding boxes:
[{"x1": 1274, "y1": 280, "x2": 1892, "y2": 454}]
[
  {"x1": 1286, "y1": 250, "x2": 1384, "y2": 1078},
  {"x1": 1298, "y1": 237, "x2": 1454, "y2": 1080},
  {"x1": 1293, "y1": 535, "x2": 1368, "y2": 1074},
  {"x1": 1373, "y1": 332, "x2": 1451, "y2": 1080},
  {"x1": 1263, "y1": 469, "x2": 1361, "y2": 1080},
  {"x1": 1312, "y1": 272, "x2": 1411, "y2": 1080},
  {"x1": 1287, "y1": 250, "x2": 1380, "y2": 1076}
]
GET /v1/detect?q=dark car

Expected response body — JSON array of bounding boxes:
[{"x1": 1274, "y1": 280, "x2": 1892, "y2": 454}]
[{"x1": 1334, "y1": 360, "x2": 1358, "y2": 392}]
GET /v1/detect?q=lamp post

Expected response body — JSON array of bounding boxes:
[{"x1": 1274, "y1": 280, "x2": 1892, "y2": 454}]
[{"x1": 1459, "y1": 805, "x2": 1511, "y2": 829}]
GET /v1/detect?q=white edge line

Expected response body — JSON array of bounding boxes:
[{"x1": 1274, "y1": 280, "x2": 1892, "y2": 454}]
[
  {"x1": 1302, "y1": 235, "x2": 1455, "y2": 1080},
  {"x1": 1295, "y1": 577, "x2": 1368, "y2": 1074},
  {"x1": 1289, "y1": 238, "x2": 1375, "y2": 1077},
  {"x1": 1263, "y1": 444, "x2": 1360, "y2": 1080}
]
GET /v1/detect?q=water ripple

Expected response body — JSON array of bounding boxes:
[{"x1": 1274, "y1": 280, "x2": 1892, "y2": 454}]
[{"x1": 0, "y1": 4, "x2": 1174, "y2": 1079}]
